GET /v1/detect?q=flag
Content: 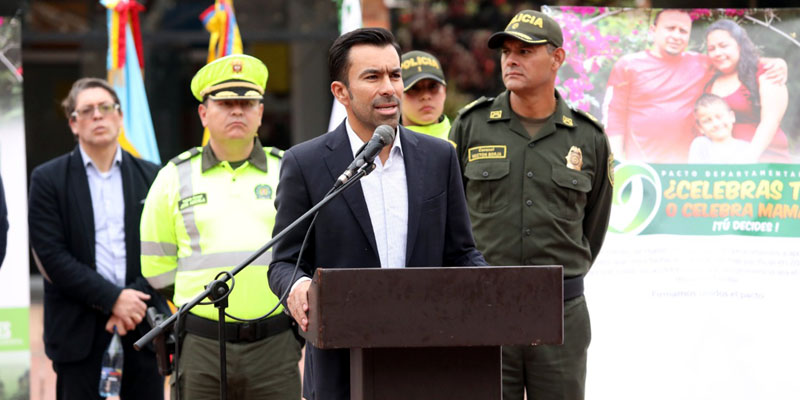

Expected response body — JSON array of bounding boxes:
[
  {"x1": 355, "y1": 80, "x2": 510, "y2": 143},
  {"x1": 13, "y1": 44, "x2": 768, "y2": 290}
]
[
  {"x1": 199, "y1": 0, "x2": 243, "y2": 145},
  {"x1": 328, "y1": 0, "x2": 362, "y2": 132},
  {"x1": 101, "y1": 0, "x2": 161, "y2": 164}
]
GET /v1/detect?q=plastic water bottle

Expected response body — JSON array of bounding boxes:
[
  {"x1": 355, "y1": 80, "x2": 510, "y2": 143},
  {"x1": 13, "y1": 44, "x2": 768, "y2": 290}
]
[{"x1": 99, "y1": 328, "x2": 124, "y2": 397}]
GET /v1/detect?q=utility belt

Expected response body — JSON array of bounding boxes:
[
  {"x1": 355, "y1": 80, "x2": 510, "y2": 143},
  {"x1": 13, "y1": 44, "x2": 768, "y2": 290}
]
[
  {"x1": 183, "y1": 312, "x2": 291, "y2": 343},
  {"x1": 564, "y1": 276, "x2": 584, "y2": 301}
]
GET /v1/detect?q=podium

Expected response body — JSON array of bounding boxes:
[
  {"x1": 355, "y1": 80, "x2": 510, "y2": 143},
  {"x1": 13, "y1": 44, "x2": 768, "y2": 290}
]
[{"x1": 302, "y1": 266, "x2": 563, "y2": 400}]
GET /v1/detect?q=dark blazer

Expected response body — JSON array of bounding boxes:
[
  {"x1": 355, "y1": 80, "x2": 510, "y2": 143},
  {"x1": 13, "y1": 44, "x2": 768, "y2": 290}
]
[
  {"x1": 269, "y1": 122, "x2": 486, "y2": 400},
  {"x1": 28, "y1": 146, "x2": 168, "y2": 363}
]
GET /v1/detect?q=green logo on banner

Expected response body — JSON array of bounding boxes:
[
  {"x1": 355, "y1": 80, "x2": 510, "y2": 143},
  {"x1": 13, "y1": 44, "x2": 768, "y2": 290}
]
[
  {"x1": 609, "y1": 162, "x2": 662, "y2": 234},
  {"x1": 0, "y1": 308, "x2": 29, "y2": 351}
]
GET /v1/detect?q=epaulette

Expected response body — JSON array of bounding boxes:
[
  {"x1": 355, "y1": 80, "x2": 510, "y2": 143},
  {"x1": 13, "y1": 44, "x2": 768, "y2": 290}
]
[
  {"x1": 457, "y1": 96, "x2": 494, "y2": 116},
  {"x1": 268, "y1": 147, "x2": 284, "y2": 159},
  {"x1": 572, "y1": 108, "x2": 605, "y2": 132},
  {"x1": 169, "y1": 147, "x2": 202, "y2": 165}
]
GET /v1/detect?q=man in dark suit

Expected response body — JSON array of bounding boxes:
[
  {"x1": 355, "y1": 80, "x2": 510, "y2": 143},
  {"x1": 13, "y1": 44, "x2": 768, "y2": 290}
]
[
  {"x1": 268, "y1": 28, "x2": 486, "y2": 400},
  {"x1": 28, "y1": 77, "x2": 168, "y2": 399}
]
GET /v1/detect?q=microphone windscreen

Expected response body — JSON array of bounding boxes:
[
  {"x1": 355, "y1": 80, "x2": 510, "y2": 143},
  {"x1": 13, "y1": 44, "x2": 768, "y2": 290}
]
[{"x1": 374, "y1": 125, "x2": 396, "y2": 144}]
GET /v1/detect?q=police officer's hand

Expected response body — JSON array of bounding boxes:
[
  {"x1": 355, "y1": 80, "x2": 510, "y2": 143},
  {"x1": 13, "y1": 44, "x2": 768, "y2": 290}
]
[
  {"x1": 112, "y1": 288, "x2": 150, "y2": 330},
  {"x1": 288, "y1": 280, "x2": 311, "y2": 332},
  {"x1": 105, "y1": 314, "x2": 130, "y2": 336}
]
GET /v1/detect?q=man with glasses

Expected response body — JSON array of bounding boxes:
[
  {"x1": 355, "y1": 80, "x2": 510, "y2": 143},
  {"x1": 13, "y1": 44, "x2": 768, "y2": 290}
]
[
  {"x1": 28, "y1": 77, "x2": 168, "y2": 399},
  {"x1": 140, "y1": 54, "x2": 301, "y2": 400}
]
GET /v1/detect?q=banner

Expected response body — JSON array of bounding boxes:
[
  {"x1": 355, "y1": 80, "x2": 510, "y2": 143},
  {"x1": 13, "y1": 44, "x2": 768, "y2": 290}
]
[
  {"x1": 0, "y1": 14, "x2": 30, "y2": 400},
  {"x1": 550, "y1": 6, "x2": 800, "y2": 398}
]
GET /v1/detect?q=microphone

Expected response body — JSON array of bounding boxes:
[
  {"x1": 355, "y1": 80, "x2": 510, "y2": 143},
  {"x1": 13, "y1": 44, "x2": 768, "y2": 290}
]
[{"x1": 335, "y1": 125, "x2": 396, "y2": 188}]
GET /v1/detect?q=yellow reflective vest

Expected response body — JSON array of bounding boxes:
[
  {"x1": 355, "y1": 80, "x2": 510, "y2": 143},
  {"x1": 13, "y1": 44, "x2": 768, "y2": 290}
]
[
  {"x1": 140, "y1": 146, "x2": 284, "y2": 321},
  {"x1": 404, "y1": 116, "x2": 456, "y2": 147}
]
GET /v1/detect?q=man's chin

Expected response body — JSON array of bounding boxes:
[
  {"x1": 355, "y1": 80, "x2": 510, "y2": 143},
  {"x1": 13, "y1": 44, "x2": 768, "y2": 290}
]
[
  {"x1": 664, "y1": 46, "x2": 686, "y2": 56},
  {"x1": 375, "y1": 114, "x2": 399, "y2": 128}
]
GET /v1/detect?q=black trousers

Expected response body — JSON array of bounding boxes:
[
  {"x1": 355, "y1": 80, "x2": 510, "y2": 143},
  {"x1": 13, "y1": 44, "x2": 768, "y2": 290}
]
[{"x1": 53, "y1": 315, "x2": 164, "y2": 400}]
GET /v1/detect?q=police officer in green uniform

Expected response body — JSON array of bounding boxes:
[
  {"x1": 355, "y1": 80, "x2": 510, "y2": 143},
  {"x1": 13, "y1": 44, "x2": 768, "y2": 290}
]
[
  {"x1": 449, "y1": 10, "x2": 613, "y2": 400},
  {"x1": 401, "y1": 50, "x2": 452, "y2": 142},
  {"x1": 140, "y1": 54, "x2": 301, "y2": 400}
]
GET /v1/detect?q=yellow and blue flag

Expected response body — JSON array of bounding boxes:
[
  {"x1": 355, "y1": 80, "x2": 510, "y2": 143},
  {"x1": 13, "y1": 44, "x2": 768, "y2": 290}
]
[{"x1": 101, "y1": 0, "x2": 160, "y2": 164}]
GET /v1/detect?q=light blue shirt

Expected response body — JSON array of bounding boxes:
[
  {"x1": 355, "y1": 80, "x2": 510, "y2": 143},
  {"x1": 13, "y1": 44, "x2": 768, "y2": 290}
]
[
  {"x1": 346, "y1": 120, "x2": 408, "y2": 269},
  {"x1": 80, "y1": 145, "x2": 126, "y2": 287}
]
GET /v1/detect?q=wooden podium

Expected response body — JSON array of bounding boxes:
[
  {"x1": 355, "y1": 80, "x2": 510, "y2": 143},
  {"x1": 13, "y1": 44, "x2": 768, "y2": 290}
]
[{"x1": 302, "y1": 266, "x2": 563, "y2": 400}]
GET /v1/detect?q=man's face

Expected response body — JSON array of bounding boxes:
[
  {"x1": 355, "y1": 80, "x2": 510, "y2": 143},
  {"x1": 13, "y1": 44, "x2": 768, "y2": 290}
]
[
  {"x1": 500, "y1": 39, "x2": 558, "y2": 95},
  {"x1": 651, "y1": 11, "x2": 692, "y2": 57},
  {"x1": 335, "y1": 44, "x2": 403, "y2": 134},
  {"x1": 695, "y1": 102, "x2": 735, "y2": 142},
  {"x1": 68, "y1": 87, "x2": 123, "y2": 150},
  {"x1": 402, "y1": 79, "x2": 446, "y2": 126},
  {"x1": 706, "y1": 29, "x2": 740, "y2": 75},
  {"x1": 198, "y1": 98, "x2": 264, "y2": 147}
]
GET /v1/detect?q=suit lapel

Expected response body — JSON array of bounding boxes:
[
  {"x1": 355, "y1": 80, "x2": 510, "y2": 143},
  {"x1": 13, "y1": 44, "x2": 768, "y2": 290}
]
[
  {"x1": 401, "y1": 128, "x2": 423, "y2": 264},
  {"x1": 68, "y1": 146, "x2": 96, "y2": 267},
  {"x1": 322, "y1": 124, "x2": 379, "y2": 258},
  {"x1": 120, "y1": 151, "x2": 138, "y2": 285}
]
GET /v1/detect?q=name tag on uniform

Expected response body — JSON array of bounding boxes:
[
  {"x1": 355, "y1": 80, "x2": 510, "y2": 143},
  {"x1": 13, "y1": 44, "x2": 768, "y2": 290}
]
[
  {"x1": 468, "y1": 145, "x2": 507, "y2": 162},
  {"x1": 179, "y1": 193, "x2": 207, "y2": 210}
]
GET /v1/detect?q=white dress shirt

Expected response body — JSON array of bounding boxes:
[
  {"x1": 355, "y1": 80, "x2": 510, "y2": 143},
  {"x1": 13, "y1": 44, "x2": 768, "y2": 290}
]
[
  {"x1": 345, "y1": 119, "x2": 408, "y2": 269},
  {"x1": 290, "y1": 121, "x2": 410, "y2": 292},
  {"x1": 80, "y1": 145, "x2": 126, "y2": 287}
]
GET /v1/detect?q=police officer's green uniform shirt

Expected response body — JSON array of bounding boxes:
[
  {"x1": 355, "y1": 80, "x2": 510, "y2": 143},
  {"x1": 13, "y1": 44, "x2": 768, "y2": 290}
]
[
  {"x1": 140, "y1": 139, "x2": 285, "y2": 321},
  {"x1": 449, "y1": 90, "x2": 613, "y2": 278},
  {"x1": 404, "y1": 115, "x2": 451, "y2": 142}
]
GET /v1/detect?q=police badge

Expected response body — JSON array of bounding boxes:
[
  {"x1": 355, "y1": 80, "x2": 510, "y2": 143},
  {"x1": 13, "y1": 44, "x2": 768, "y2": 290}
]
[{"x1": 565, "y1": 146, "x2": 582, "y2": 171}]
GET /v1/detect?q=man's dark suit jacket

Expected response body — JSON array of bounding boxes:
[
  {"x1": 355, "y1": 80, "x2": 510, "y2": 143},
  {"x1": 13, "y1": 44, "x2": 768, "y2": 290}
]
[
  {"x1": 269, "y1": 122, "x2": 487, "y2": 400},
  {"x1": 28, "y1": 146, "x2": 168, "y2": 363}
]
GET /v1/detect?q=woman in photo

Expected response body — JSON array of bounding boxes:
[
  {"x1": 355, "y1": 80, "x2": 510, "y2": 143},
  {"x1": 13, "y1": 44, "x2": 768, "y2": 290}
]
[{"x1": 705, "y1": 19, "x2": 792, "y2": 162}]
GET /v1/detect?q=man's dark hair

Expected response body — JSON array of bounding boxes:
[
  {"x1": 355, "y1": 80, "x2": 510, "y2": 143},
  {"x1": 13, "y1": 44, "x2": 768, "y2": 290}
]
[
  {"x1": 652, "y1": 9, "x2": 691, "y2": 27},
  {"x1": 328, "y1": 27, "x2": 401, "y2": 86},
  {"x1": 61, "y1": 77, "x2": 121, "y2": 120}
]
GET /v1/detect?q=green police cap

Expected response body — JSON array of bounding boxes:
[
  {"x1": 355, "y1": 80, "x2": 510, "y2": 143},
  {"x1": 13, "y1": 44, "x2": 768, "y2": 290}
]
[
  {"x1": 488, "y1": 9, "x2": 563, "y2": 49},
  {"x1": 401, "y1": 50, "x2": 446, "y2": 92},
  {"x1": 190, "y1": 54, "x2": 269, "y2": 101}
]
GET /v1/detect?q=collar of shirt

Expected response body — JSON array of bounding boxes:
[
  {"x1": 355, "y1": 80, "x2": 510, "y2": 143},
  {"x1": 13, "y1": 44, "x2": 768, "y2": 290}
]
[
  {"x1": 345, "y1": 118, "x2": 403, "y2": 163},
  {"x1": 79, "y1": 144, "x2": 122, "y2": 172},
  {"x1": 201, "y1": 137, "x2": 268, "y2": 173}
]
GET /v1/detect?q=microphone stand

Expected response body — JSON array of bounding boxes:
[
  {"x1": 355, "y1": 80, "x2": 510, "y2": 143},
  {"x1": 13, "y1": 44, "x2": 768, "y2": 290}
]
[{"x1": 135, "y1": 162, "x2": 376, "y2": 400}]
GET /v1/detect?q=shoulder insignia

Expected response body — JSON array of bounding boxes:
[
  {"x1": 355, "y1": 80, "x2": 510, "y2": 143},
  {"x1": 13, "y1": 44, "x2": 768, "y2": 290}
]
[
  {"x1": 608, "y1": 152, "x2": 615, "y2": 187},
  {"x1": 457, "y1": 96, "x2": 494, "y2": 116},
  {"x1": 489, "y1": 110, "x2": 503, "y2": 119},
  {"x1": 169, "y1": 147, "x2": 202, "y2": 166},
  {"x1": 268, "y1": 147, "x2": 284, "y2": 159},
  {"x1": 572, "y1": 108, "x2": 605, "y2": 132}
]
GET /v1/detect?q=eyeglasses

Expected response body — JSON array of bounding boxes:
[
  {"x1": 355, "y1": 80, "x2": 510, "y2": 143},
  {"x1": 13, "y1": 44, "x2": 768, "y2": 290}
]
[{"x1": 71, "y1": 103, "x2": 120, "y2": 120}]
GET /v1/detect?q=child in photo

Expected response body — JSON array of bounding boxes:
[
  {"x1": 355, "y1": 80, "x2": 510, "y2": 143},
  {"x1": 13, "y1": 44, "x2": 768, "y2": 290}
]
[{"x1": 688, "y1": 93, "x2": 757, "y2": 164}]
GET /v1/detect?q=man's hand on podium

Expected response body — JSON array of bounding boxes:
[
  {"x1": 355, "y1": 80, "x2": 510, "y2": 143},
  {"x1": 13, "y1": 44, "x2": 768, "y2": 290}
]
[{"x1": 288, "y1": 280, "x2": 311, "y2": 332}]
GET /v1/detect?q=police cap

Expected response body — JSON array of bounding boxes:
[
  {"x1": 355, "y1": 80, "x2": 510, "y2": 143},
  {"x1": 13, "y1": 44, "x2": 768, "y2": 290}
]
[
  {"x1": 401, "y1": 50, "x2": 446, "y2": 92},
  {"x1": 190, "y1": 54, "x2": 269, "y2": 101},
  {"x1": 488, "y1": 9, "x2": 563, "y2": 49}
]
